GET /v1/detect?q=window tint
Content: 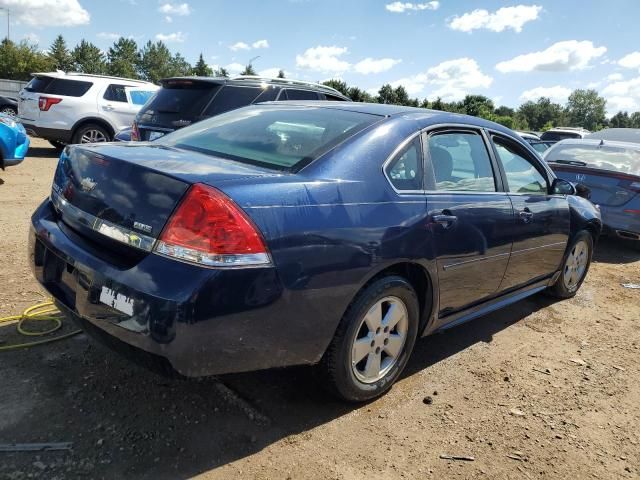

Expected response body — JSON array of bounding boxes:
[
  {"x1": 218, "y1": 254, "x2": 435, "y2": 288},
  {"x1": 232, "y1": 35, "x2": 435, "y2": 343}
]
[
  {"x1": 159, "y1": 106, "x2": 378, "y2": 171},
  {"x1": 46, "y1": 79, "x2": 92, "y2": 97},
  {"x1": 25, "y1": 76, "x2": 53, "y2": 93},
  {"x1": 253, "y1": 86, "x2": 279, "y2": 103},
  {"x1": 386, "y1": 138, "x2": 422, "y2": 191},
  {"x1": 104, "y1": 84, "x2": 127, "y2": 102},
  {"x1": 428, "y1": 132, "x2": 496, "y2": 192},
  {"x1": 284, "y1": 89, "x2": 320, "y2": 101},
  {"x1": 325, "y1": 94, "x2": 346, "y2": 101},
  {"x1": 204, "y1": 86, "x2": 263, "y2": 116},
  {"x1": 493, "y1": 136, "x2": 548, "y2": 195}
]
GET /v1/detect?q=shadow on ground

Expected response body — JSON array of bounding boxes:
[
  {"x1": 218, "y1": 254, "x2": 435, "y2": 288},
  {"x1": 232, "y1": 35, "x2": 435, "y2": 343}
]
[{"x1": 593, "y1": 236, "x2": 640, "y2": 264}]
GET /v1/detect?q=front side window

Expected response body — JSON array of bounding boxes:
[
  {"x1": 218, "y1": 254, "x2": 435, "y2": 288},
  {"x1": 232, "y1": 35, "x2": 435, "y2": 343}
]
[
  {"x1": 493, "y1": 136, "x2": 548, "y2": 195},
  {"x1": 386, "y1": 138, "x2": 422, "y2": 191},
  {"x1": 158, "y1": 105, "x2": 379, "y2": 171},
  {"x1": 428, "y1": 131, "x2": 496, "y2": 192}
]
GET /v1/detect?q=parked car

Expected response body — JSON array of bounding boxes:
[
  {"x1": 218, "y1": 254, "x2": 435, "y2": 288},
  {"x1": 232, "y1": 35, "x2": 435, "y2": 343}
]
[
  {"x1": 515, "y1": 130, "x2": 540, "y2": 142},
  {"x1": 17, "y1": 72, "x2": 158, "y2": 151},
  {"x1": 544, "y1": 139, "x2": 640, "y2": 244},
  {"x1": 528, "y1": 140, "x2": 556, "y2": 155},
  {"x1": 0, "y1": 95, "x2": 18, "y2": 117},
  {"x1": 540, "y1": 127, "x2": 590, "y2": 142},
  {"x1": 0, "y1": 113, "x2": 30, "y2": 169},
  {"x1": 131, "y1": 75, "x2": 350, "y2": 141},
  {"x1": 585, "y1": 128, "x2": 640, "y2": 144},
  {"x1": 30, "y1": 103, "x2": 601, "y2": 401},
  {"x1": 114, "y1": 127, "x2": 133, "y2": 142}
]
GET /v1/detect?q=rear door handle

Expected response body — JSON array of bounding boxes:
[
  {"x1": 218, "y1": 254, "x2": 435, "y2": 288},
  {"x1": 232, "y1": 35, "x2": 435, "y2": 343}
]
[
  {"x1": 103, "y1": 104, "x2": 115, "y2": 111},
  {"x1": 433, "y1": 214, "x2": 458, "y2": 229}
]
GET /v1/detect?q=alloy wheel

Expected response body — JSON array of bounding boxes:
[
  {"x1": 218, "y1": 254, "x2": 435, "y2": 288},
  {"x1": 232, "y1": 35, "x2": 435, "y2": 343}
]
[
  {"x1": 1, "y1": 107, "x2": 16, "y2": 117},
  {"x1": 80, "y1": 129, "x2": 108, "y2": 143},
  {"x1": 563, "y1": 239, "x2": 589, "y2": 290},
  {"x1": 351, "y1": 296, "x2": 408, "y2": 384}
]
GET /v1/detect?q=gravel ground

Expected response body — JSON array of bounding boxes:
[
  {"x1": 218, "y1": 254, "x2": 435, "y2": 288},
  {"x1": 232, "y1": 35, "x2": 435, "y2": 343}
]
[{"x1": 0, "y1": 138, "x2": 639, "y2": 480}]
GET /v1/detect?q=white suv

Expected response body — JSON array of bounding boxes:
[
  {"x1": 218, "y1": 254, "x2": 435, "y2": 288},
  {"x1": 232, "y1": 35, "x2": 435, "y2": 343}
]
[{"x1": 18, "y1": 72, "x2": 158, "y2": 151}]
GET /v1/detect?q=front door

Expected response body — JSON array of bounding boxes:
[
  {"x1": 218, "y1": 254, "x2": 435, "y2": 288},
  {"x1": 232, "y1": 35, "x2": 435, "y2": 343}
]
[
  {"x1": 490, "y1": 134, "x2": 570, "y2": 290},
  {"x1": 424, "y1": 128, "x2": 514, "y2": 318}
]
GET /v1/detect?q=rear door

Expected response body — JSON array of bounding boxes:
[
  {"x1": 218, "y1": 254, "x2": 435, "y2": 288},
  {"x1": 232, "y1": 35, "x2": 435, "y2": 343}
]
[
  {"x1": 99, "y1": 84, "x2": 139, "y2": 131},
  {"x1": 424, "y1": 128, "x2": 514, "y2": 318},
  {"x1": 18, "y1": 75, "x2": 53, "y2": 122},
  {"x1": 491, "y1": 134, "x2": 570, "y2": 289}
]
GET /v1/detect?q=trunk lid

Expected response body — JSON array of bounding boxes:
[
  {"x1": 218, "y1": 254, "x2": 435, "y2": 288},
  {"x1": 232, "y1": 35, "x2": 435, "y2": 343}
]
[{"x1": 52, "y1": 143, "x2": 279, "y2": 253}]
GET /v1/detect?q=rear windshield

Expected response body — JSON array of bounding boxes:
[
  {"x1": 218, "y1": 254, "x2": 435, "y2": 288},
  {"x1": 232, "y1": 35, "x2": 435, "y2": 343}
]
[
  {"x1": 545, "y1": 143, "x2": 640, "y2": 175},
  {"x1": 138, "y1": 81, "x2": 221, "y2": 127},
  {"x1": 157, "y1": 105, "x2": 379, "y2": 171},
  {"x1": 540, "y1": 131, "x2": 582, "y2": 141}
]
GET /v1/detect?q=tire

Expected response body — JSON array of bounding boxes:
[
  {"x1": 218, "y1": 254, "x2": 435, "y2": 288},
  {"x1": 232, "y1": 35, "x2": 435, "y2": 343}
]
[
  {"x1": 317, "y1": 275, "x2": 420, "y2": 402},
  {"x1": 1, "y1": 105, "x2": 17, "y2": 117},
  {"x1": 72, "y1": 123, "x2": 111, "y2": 144},
  {"x1": 547, "y1": 231, "x2": 593, "y2": 298},
  {"x1": 48, "y1": 140, "x2": 66, "y2": 153}
]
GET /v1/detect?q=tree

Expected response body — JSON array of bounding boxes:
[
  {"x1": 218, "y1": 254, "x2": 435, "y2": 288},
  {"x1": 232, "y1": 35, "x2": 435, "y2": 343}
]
[
  {"x1": 631, "y1": 112, "x2": 640, "y2": 129},
  {"x1": 277, "y1": 69, "x2": 285, "y2": 78},
  {"x1": 566, "y1": 89, "x2": 607, "y2": 131},
  {"x1": 72, "y1": 39, "x2": 107, "y2": 74},
  {"x1": 322, "y1": 79, "x2": 349, "y2": 96},
  {"x1": 213, "y1": 66, "x2": 229, "y2": 77},
  {"x1": 240, "y1": 64, "x2": 257, "y2": 76},
  {"x1": 137, "y1": 40, "x2": 173, "y2": 83},
  {"x1": 347, "y1": 86, "x2": 375, "y2": 103},
  {"x1": 48, "y1": 35, "x2": 73, "y2": 71},
  {"x1": 495, "y1": 105, "x2": 515, "y2": 117},
  {"x1": 192, "y1": 53, "x2": 212, "y2": 76},
  {"x1": 107, "y1": 37, "x2": 139, "y2": 79},
  {"x1": 462, "y1": 94, "x2": 494, "y2": 118},
  {"x1": 0, "y1": 39, "x2": 53, "y2": 80},
  {"x1": 517, "y1": 97, "x2": 565, "y2": 131},
  {"x1": 609, "y1": 111, "x2": 631, "y2": 128},
  {"x1": 377, "y1": 84, "x2": 398, "y2": 104},
  {"x1": 170, "y1": 52, "x2": 192, "y2": 76}
]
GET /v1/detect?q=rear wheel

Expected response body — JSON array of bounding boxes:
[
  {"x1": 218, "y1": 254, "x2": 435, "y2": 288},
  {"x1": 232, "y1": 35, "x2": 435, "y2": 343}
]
[
  {"x1": 547, "y1": 231, "x2": 593, "y2": 298},
  {"x1": 72, "y1": 123, "x2": 111, "y2": 144},
  {"x1": 318, "y1": 276, "x2": 419, "y2": 402},
  {"x1": 1, "y1": 105, "x2": 17, "y2": 117}
]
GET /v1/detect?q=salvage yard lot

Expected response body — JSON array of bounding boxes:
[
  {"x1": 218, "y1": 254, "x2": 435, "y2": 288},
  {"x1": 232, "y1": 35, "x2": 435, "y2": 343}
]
[{"x1": 0, "y1": 138, "x2": 639, "y2": 480}]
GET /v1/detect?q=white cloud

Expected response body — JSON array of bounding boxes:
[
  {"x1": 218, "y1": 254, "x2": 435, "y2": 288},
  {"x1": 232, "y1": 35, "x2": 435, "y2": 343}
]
[
  {"x1": 165, "y1": 15, "x2": 173, "y2": 23},
  {"x1": 296, "y1": 45, "x2": 350, "y2": 73},
  {"x1": 225, "y1": 63, "x2": 245, "y2": 75},
  {"x1": 1, "y1": 0, "x2": 89, "y2": 27},
  {"x1": 155, "y1": 32, "x2": 186, "y2": 43},
  {"x1": 22, "y1": 32, "x2": 39, "y2": 43},
  {"x1": 601, "y1": 76, "x2": 640, "y2": 115},
  {"x1": 448, "y1": 5, "x2": 542, "y2": 33},
  {"x1": 496, "y1": 40, "x2": 606, "y2": 73},
  {"x1": 252, "y1": 39, "x2": 269, "y2": 49},
  {"x1": 519, "y1": 85, "x2": 571, "y2": 103},
  {"x1": 618, "y1": 51, "x2": 640, "y2": 70},
  {"x1": 385, "y1": 1, "x2": 439, "y2": 13},
  {"x1": 229, "y1": 41, "x2": 250, "y2": 51},
  {"x1": 97, "y1": 32, "x2": 121, "y2": 40},
  {"x1": 158, "y1": 2, "x2": 191, "y2": 16},
  {"x1": 390, "y1": 57, "x2": 492, "y2": 100},
  {"x1": 354, "y1": 57, "x2": 401, "y2": 74},
  {"x1": 607, "y1": 73, "x2": 624, "y2": 82},
  {"x1": 259, "y1": 67, "x2": 287, "y2": 78}
]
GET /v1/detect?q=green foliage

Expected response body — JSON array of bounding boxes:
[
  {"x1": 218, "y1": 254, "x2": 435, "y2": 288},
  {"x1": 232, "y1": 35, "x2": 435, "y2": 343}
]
[
  {"x1": 138, "y1": 41, "x2": 174, "y2": 83},
  {"x1": 107, "y1": 37, "x2": 140, "y2": 79},
  {"x1": 72, "y1": 39, "x2": 107, "y2": 74},
  {"x1": 213, "y1": 67, "x2": 229, "y2": 78},
  {"x1": 170, "y1": 52, "x2": 192, "y2": 77},
  {"x1": 631, "y1": 112, "x2": 640, "y2": 128},
  {"x1": 493, "y1": 115, "x2": 514, "y2": 129},
  {"x1": 192, "y1": 53, "x2": 212, "y2": 76},
  {"x1": 463, "y1": 95, "x2": 494, "y2": 117},
  {"x1": 322, "y1": 79, "x2": 349, "y2": 96},
  {"x1": 49, "y1": 35, "x2": 73, "y2": 71},
  {"x1": 609, "y1": 111, "x2": 631, "y2": 128},
  {"x1": 0, "y1": 39, "x2": 53, "y2": 81},
  {"x1": 566, "y1": 89, "x2": 607, "y2": 131},
  {"x1": 240, "y1": 64, "x2": 257, "y2": 76},
  {"x1": 277, "y1": 69, "x2": 285, "y2": 78},
  {"x1": 516, "y1": 97, "x2": 566, "y2": 131}
]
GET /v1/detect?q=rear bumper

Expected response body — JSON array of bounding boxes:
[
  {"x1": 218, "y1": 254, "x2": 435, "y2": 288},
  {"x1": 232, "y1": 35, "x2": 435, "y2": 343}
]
[
  {"x1": 599, "y1": 206, "x2": 640, "y2": 240},
  {"x1": 21, "y1": 123, "x2": 72, "y2": 143},
  {"x1": 30, "y1": 199, "x2": 333, "y2": 376}
]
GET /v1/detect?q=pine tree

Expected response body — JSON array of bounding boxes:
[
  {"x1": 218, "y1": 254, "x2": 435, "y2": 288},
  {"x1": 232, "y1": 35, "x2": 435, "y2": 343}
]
[
  {"x1": 107, "y1": 37, "x2": 139, "y2": 79},
  {"x1": 240, "y1": 64, "x2": 257, "y2": 76},
  {"x1": 137, "y1": 40, "x2": 173, "y2": 83},
  {"x1": 213, "y1": 67, "x2": 229, "y2": 78},
  {"x1": 192, "y1": 53, "x2": 212, "y2": 76},
  {"x1": 277, "y1": 69, "x2": 285, "y2": 78},
  {"x1": 49, "y1": 35, "x2": 73, "y2": 71},
  {"x1": 72, "y1": 39, "x2": 107, "y2": 74}
]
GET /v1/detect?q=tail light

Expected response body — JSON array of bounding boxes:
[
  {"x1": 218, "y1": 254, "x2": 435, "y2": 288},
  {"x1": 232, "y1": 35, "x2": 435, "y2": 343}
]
[
  {"x1": 131, "y1": 121, "x2": 140, "y2": 141},
  {"x1": 155, "y1": 184, "x2": 271, "y2": 268},
  {"x1": 39, "y1": 96, "x2": 62, "y2": 111}
]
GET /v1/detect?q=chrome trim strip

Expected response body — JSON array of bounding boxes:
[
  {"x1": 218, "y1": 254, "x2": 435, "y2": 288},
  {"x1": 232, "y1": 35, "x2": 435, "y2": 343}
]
[
  {"x1": 442, "y1": 251, "x2": 510, "y2": 271},
  {"x1": 243, "y1": 200, "x2": 426, "y2": 209},
  {"x1": 51, "y1": 192, "x2": 157, "y2": 252},
  {"x1": 509, "y1": 241, "x2": 567, "y2": 257},
  {"x1": 381, "y1": 130, "x2": 425, "y2": 196}
]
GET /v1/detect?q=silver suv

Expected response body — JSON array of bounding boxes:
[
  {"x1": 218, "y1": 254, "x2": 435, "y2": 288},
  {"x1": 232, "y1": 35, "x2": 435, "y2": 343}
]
[{"x1": 18, "y1": 72, "x2": 158, "y2": 151}]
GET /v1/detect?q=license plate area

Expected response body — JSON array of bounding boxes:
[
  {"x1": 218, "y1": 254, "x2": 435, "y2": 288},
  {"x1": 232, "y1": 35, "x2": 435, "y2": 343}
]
[{"x1": 42, "y1": 248, "x2": 77, "y2": 310}]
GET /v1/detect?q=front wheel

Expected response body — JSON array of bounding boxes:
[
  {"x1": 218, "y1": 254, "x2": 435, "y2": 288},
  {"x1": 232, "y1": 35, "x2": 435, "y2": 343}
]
[
  {"x1": 547, "y1": 231, "x2": 593, "y2": 298},
  {"x1": 317, "y1": 276, "x2": 419, "y2": 402}
]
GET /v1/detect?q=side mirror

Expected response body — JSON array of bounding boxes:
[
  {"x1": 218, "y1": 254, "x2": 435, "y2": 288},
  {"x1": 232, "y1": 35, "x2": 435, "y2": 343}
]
[
  {"x1": 551, "y1": 178, "x2": 576, "y2": 196},
  {"x1": 574, "y1": 182, "x2": 592, "y2": 200}
]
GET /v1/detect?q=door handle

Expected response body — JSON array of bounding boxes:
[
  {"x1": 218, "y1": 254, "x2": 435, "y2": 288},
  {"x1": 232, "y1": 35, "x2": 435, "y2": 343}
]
[
  {"x1": 103, "y1": 104, "x2": 115, "y2": 111},
  {"x1": 519, "y1": 208, "x2": 533, "y2": 223},
  {"x1": 432, "y1": 214, "x2": 458, "y2": 229}
]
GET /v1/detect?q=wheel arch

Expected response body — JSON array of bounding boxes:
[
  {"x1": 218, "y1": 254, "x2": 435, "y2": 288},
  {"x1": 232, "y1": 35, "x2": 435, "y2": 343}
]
[{"x1": 71, "y1": 117, "x2": 116, "y2": 141}]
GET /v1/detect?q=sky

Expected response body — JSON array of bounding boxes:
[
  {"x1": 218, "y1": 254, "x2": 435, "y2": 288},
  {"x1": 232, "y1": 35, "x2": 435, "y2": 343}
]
[{"x1": 1, "y1": 0, "x2": 640, "y2": 115}]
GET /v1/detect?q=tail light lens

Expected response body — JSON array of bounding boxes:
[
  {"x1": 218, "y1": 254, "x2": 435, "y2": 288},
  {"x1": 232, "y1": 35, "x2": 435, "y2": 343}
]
[
  {"x1": 39, "y1": 96, "x2": 62, "y2": 111},
  {"x1": 155, "y1": 184, "x2": 271, "y2": 268},
  {"x1": 131, "y1": 121, "x2": 140, "y2": 141}
]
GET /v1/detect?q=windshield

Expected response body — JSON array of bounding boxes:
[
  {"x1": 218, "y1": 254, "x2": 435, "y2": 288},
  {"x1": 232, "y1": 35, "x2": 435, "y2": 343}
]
[
  {"x1": 545, "y1": 143, "x2": 640, "y2": 175},
  {"x1": 157, "y1": 105, "x2": 379, "y2": 171}
]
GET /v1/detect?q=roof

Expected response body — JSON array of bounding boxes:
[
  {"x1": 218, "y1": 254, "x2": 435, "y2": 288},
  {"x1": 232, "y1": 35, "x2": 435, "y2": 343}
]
[
  {"x1": 584, "y1": 128, "x2": 640, "y2": 144},
  {"x1": 550, "y1": 138, "x2": 640, "y2": 151},
  {"x1": 31, "y1": 72, "x2": 153, "y2": 86},
  {"x1": 546, "y1": 127, "x2": 591, "y2": 133}
]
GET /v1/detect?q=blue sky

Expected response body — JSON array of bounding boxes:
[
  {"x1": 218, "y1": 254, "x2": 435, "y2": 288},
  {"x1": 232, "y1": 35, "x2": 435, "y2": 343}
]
[{"x1": 3, "y1": 0, "x2": 640, "y2": 114}]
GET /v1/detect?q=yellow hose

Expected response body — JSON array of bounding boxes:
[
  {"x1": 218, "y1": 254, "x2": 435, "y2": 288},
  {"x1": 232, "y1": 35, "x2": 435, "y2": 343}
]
[{"x1": 0, "y1": 300, "x2": 81, "y2": 351}]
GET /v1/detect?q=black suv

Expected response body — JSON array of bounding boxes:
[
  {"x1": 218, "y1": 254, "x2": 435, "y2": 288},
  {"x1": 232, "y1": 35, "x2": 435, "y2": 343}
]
[{"x1": 131, "y1": 76, "x2": 350, "y2": 141}]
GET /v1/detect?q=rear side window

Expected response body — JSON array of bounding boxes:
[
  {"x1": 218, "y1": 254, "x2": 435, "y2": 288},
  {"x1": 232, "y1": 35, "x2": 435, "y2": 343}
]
[
  {"x1": 138, "y1": 81, "x2": 221, "y2": 128},
  {"x1": 204, "y1": 86, "x2": 263, "y2": 116},
  {"x1": 493, "y1": 136, "x2": 548, "y2": 195},
  {"x1": 25, "y1": 76, "x2": 53, "y2": 93},
  {"x1": 324, "y1": 94, "x2": 346, "y2": 101},
  {"x1": 159, "y1": 106, "x2": 379, "y2": 171},
  {"x1": 104, "y1": 84, "x2": 127, "y2": 102},
  {"x1": 386, "y1": 138, "x2": 423, "y2": 191},
  {"x1": 545, "y1": 143, "x2": 640, "y2": 175},
  {"x1": 46, "y1": 79, "x2": 93, "y2": 97},
  {"x1": 428, "y1": 131, "x2": 496, "y2": 192},
  {"x1": 282, "y1": 89, "x2": 320, "y2": 101}
]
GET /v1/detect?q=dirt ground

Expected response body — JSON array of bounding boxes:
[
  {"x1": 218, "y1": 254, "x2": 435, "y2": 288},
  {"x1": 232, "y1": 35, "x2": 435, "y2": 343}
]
[{"x1": 0, "y1": 137, "x2": 639, "y2": 480}]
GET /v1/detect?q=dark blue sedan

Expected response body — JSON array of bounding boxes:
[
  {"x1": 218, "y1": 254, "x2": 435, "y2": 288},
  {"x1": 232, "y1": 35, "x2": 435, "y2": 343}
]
[{"x1": 30, "y1": 102, "x2": 601, "y2": 401}]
